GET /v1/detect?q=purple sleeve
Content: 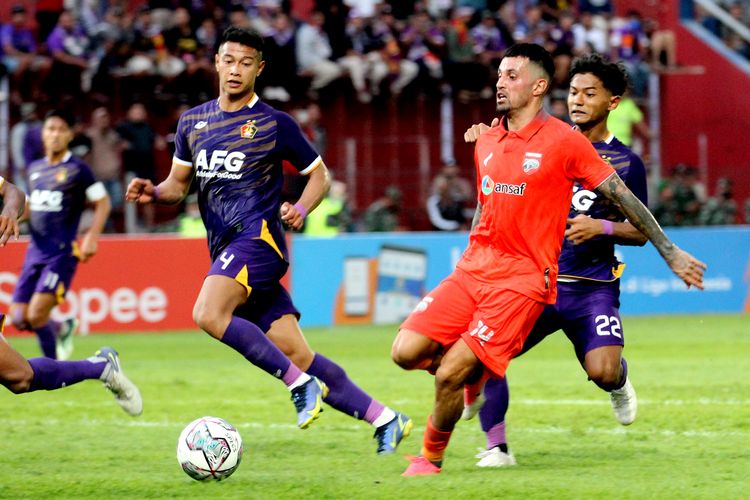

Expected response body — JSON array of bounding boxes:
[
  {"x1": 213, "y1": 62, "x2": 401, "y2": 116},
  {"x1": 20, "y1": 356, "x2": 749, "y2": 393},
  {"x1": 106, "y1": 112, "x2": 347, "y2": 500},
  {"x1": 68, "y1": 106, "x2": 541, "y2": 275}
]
[
  {"x1": 0, "y1": 24, "x2": 11, "y2": 49},
  {"x1": 46, "y1": 28, "x2": 64, "y2": 54},
  {"x1": 275, "y1": 112, "x2": 320, "y2": 173},
  {"x1": 622, "y1": 152, "x2": 648, "y2": 206},
  {"x1": 173, "y1": 114, "x2": 192, "y2": 164},
  {"x1": 77, "y1": 161, "x2": 97, "y2": 189}
]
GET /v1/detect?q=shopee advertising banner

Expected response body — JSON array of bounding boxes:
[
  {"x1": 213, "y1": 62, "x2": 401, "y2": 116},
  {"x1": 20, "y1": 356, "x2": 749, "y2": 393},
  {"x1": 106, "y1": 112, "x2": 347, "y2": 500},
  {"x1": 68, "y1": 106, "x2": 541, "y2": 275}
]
[{"x1": 1, "y1": 236, "x2": 211, "y2": 334}]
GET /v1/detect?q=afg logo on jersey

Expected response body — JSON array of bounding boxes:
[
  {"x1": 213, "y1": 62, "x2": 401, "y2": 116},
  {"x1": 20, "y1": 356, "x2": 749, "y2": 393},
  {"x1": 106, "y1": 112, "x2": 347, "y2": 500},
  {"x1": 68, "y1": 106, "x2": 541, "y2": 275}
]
[
  {"x1": 195, "y1": 149, "x2": 245, "y2": 179},
  {"x1": 522, "y1": 152, "x2": 542, "y2": 174},
  {"x1": 481, "y1": 175, "x2": 527, "y2": 197},
  {"x1": 30, "y1": 189, "x2": 64, "y2": 212},
  {"x1": 240, "y1": 120, "x2": 258, "y2": 139}
]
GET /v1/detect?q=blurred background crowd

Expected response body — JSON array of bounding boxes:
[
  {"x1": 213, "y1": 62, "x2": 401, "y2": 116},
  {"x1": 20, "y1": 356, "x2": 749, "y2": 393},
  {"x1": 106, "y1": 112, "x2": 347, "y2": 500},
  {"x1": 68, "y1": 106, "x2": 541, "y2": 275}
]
[{"x1": 1, "y1": 0, "x2": 748, "y2": 235}]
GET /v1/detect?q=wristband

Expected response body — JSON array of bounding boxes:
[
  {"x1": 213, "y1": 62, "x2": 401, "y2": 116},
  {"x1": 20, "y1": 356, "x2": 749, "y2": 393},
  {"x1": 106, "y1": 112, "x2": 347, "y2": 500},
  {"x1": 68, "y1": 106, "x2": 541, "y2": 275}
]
[
  {"x1": 600, "y1": 219, "x2": 614, "y2": 236},
  {"x1": 293, "y1": 202, "x2": 308, "y2": 219},
  {"x1": 152, "y1": 186, "x2": 160, "y2": 204}
]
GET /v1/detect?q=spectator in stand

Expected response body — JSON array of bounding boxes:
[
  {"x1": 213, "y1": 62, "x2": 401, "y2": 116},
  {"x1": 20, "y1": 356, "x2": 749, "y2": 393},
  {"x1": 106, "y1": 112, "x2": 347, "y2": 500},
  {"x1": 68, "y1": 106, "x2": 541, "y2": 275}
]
[
  {"x1": 9, "y1": 103, "x2": 42, "y2": 193},
  {"x1": 607, "y1": 93, "x2": 651, "y2": 149},
  {"x1": 368, "y1": 5, "x2": 419, "y2": 98},
  {"x1": 163, "y1": 7, "x2": 214, "y2": 104},
  {"x1": 117, "y1": 103, "x2": 164, "y2": 230},
  {"x1": 296, "y1": 11, "x2": 347, "y2": 98},
  {"x1": 700, "y1": 177, "x2": 737, "y2": 225},
  {"x1": 363, "y1": 186, "x2": 403, "y2": 232},
  {"x1": 426, "y1": 161, "x2": 474, "y2": 231},
  {"x1": 261, "y1": 12, "x2": 299, "y2": 103},
  {"x1": 444, "y1": 7, "x2": 491, "y2": 102},
  {"x1": 610, "y1": 11, "x2": 650, "y2": 97},
  {"x1": 578, "y1": 0, "x2": 614, "y2": 17},
  {"x1": 1, "y1": 5, "x2": 52, "y2": 104},
  {"x1": 45, "y1": 10, "x2": 92, "y2": 100},
  {"x1": 572, "y1": 10, "x2": 609, "y2": 55},
  {"x1": 87, "y1": 107, "x2": 127, "y2": 232},
  {"x1": 400, "y1": 11, "x2": 445, "y2": 88},
  {"x1": 471, "y1": 10, "x2": 507, "y2": 70},
  {"x1": 304, "y1": 180, "x2": 352, "y2": 236}
]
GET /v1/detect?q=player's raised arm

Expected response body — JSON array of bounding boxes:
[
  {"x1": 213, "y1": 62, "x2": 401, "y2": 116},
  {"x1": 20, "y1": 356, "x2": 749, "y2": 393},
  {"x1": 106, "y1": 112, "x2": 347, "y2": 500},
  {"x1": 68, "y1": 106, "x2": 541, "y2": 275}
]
[
  {"x1": 280, "y1": 161, "x2": 331, "y2": 231},
  {"x1": 596, "y1": 172, "x2": 706, "y2": 289},
  {"x1": 125, "y1": 161, "x2": 193, "y2": 205},
  {"x1": 0, "y1": 177, "x2": 25, "y2": 246}
]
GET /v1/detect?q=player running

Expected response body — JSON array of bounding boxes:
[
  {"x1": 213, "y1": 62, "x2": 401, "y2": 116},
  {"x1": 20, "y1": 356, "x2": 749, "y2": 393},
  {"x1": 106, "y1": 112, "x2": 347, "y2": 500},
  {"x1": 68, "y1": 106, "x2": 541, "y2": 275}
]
[
  {"x1": 9, "y1": 109, "x2": 110, "y2": 361},
  {"x1": 464, "y1": 53, "x2": 650, "y2": 467},
  {"x1": 392, "y1": 43, "x2": 705, "y2": 475},
  {"x1": 0, "y1": 175, "x2": 141, "y2": 415},
  {"x1": 126, "y1": 27, "x2": 411, "y2": 451}
]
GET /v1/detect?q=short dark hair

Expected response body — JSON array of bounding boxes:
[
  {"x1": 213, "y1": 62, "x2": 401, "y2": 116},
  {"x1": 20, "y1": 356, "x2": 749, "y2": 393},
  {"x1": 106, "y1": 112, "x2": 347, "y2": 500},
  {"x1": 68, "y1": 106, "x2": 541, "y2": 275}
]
[
  {"x1": 569, "y1": 53, "x2": 629, "y2": 96},
  {"x1": 44, "y1": 109, "x2": 75, "y2": 128},
  {"x1": 219, "y1": 26, "x2": 264, "y2": 56},
  {"x1": 503, "y1": 43, "x2": 556, "y2": 85}
]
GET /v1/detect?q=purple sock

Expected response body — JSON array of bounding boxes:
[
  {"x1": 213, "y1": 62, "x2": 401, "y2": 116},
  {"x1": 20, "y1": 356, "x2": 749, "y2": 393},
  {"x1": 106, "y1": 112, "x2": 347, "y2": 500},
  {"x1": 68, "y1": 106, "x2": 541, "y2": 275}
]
[
  {"x1": 615, "y1": 357, "x2": 628, "y2": 390},
  {"x1": 34, "y1": 322, "x2": 59, "y2": 359},
  {"x1": 221, "y1": 316, "x2": 293, "y2": 380},
  {"x1": 306, "y1": 353, "x2": 375, "y2": 420},
  {"x1": 480, "y1": 377, "x2": 510, "y2": 433},
  {"x1": 27, "y1": 356, "x2": 107, "y2": 392},
  {"x1": 480, "y1": 377, "x2": 510, "y2": 449}
]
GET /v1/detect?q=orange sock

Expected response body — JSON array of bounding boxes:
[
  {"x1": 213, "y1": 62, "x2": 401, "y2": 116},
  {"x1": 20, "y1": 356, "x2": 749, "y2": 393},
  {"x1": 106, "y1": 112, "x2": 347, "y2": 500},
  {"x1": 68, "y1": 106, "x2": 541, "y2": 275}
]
[
  {"x1": 421, "y1": 415, "x2": 452, "y2": 465},
  {"x1": 464, "y1": 369, "x2": 491, "y2": 405}
]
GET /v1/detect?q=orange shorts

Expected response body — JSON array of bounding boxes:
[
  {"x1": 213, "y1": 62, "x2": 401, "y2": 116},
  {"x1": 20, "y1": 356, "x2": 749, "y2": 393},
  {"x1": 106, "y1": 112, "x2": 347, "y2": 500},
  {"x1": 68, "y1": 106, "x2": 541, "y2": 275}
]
[{"x1": 400, "y1": 268, "x2": 545, "y2": 377}]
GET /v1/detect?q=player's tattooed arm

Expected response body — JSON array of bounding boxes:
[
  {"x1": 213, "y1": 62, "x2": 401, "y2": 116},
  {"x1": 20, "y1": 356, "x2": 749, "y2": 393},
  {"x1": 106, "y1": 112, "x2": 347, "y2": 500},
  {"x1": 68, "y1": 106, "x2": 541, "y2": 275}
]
[
  {"x1": 126, "y1": 162, "x2": 192, "y2": 205},
  {"x1": 596, "y1": 172, "x2": 706, "y2": 289},
  {"x1": 0, "y1": 179, "x2": 25, "y2": 246},
  {"x1": 471, "y1": 202, "x2": 483, "y2": 230}
]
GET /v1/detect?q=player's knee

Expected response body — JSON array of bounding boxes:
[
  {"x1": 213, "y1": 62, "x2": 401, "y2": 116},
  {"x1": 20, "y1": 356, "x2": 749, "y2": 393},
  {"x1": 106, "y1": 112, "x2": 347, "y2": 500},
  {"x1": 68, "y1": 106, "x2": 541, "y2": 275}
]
[
  {"x1": 586, "y1": 358, "x2": 622, "y2": 390},
  {"x1": 26, "y1": 310, "x2": 49, "y2": 330},
  {"x1": 1, "y1": 363, "x2": 34, "y2": 394},
  {"x1": 192, "y1": 303, "x2": 224, "y2": 338},
  {"x1": 434, "y1": 361, "x2": 467, "y2": 392}
]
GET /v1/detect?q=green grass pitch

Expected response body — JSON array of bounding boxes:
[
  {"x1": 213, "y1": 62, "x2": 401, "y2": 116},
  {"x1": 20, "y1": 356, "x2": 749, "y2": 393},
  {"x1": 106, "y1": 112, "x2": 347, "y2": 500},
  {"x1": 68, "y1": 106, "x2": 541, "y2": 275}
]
[{"x1": 0, "y1": 314, "x2": 747, "y2": 499}]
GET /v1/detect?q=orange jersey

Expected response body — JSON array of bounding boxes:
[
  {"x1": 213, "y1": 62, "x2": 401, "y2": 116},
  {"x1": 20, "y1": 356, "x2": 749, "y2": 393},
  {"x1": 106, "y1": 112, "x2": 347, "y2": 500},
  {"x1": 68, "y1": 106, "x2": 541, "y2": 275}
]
[{"x1": 457, "y1": 111, "x2": 614, "y2": 303}]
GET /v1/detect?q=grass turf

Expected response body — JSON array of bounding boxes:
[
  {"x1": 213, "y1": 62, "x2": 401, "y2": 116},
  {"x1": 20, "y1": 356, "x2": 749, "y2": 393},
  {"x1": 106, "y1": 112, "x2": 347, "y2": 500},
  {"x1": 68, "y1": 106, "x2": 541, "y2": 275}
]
[{"x1": 0, "y1": 314, "x2": 747, "y2": 498}]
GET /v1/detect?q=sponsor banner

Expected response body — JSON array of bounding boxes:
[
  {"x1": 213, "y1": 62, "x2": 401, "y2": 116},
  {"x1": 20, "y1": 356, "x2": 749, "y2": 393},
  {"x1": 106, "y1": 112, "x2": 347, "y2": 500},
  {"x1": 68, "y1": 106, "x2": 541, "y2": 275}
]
[
  {"x1": 291, "y1": 227, "x2": 750, "y2": 327},
  {"x1": 1, "y1": 236, "x2": 211, "y2": 334}
]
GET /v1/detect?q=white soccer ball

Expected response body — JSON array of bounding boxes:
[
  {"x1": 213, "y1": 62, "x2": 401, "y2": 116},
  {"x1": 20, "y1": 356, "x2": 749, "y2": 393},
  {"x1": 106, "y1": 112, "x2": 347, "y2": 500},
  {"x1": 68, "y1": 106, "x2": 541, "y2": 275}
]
[{"x1": 176, "y1": 416, "x2": 243, "y2": 481}]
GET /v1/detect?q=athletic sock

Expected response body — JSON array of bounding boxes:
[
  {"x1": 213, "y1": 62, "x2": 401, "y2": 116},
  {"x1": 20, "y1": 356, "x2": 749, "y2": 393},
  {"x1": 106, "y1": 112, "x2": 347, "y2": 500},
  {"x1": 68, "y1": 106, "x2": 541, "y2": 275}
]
[
  {"x1": 27, "y1": 356, "x2": 107, "y2": 392},
  {"x1": 33, "y1": 322, "x2": 59, "y2": 359},
  {"x1": 221, "y1": 316, "x2": 301, "y2": 384},
  {"x1": 421, "y1": 415, "x2": 452, "y2": 466},
  {"x1": 306, "y1": 353, "x2": 380, "y2": 421}
]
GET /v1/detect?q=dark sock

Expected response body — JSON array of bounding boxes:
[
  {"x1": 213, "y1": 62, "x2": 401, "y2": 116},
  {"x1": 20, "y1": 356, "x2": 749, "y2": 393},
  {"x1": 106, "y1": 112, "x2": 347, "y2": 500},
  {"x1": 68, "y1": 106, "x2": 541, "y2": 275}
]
[
  {"x1": 27, "y1": 356, "x2": 107, "y2": 392},
  {"x1": 34, "y1": 323, "x2": 58, "y2": 359},
  {"x1": 220, "y1": 316, "x2": 293, "y2": 379},
  {"x1": 306, "y1": 353, "x2": 375, "y2": 420}
]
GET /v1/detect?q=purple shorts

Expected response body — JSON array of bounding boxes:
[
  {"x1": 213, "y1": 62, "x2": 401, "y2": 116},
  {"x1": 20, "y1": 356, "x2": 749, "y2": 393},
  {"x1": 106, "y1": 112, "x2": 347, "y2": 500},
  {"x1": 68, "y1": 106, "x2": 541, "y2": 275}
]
[
  {"x1": 208, "y1": 238, "x2": 299, "y2": 332},
  {"x1": 12, "y1": 254, "x2": 78, "y2": 305},
  {"x1": 519, "y1": 280, "x2": 623, "y2": 364}
]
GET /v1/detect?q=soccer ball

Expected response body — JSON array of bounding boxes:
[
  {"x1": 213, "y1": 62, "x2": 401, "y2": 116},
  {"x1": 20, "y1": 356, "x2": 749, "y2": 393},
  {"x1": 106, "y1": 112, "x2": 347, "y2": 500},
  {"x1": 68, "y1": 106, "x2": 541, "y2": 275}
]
[{"x1": 176, "y1": 416, "x2": 243, "y2": 481}]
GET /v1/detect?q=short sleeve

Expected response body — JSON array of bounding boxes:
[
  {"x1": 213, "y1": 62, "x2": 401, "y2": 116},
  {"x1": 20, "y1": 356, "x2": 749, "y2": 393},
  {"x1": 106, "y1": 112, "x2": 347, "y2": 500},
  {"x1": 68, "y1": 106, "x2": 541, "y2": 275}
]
[
  {"x1": 622, "y1": 152, "x2": 648, "y2": 206},
  {"x1": 275, "y1": 112, "x2": 321, "y2": 175},
  {"x1": 173, "y1": 113, "x2": 193, "y2": 167}
]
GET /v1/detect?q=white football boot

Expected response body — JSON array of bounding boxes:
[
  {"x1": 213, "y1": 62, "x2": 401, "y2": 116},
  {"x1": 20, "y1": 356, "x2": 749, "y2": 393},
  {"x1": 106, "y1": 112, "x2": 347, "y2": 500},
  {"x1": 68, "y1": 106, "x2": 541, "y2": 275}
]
[{"x1": 610, "y1": 377, "x2": 637, "y2": 425}]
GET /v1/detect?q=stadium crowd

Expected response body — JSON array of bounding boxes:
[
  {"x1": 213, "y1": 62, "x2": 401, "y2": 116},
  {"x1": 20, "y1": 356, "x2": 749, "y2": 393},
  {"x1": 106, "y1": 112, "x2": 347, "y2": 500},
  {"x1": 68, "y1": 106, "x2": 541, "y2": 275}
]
[{"x1": 1, "y1": 0, "x2": 748, "y2": 232}]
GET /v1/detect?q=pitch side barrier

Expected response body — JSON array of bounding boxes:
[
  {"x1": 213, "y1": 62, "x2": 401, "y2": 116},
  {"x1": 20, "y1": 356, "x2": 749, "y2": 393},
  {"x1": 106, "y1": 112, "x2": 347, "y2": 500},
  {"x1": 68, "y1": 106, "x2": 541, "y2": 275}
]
[
  {"x1": 290, "y1": 227, "x2": 750, "y2": 327},
  {"x1": 0, "y1": 228, "x2": 746, "y2": 333}
]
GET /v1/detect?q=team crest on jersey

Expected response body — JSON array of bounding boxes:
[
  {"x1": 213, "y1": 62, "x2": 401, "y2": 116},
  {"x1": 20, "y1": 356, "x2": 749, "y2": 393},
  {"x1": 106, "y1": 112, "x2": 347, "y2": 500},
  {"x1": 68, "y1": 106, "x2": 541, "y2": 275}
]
[
  {"x1": 240, "y1": 120, "x2": 258, "y2": 139},
  {"x1": 522, "y1": 152, "x2": 542, "y2": 174},
  {"x1": 55, "y1": 168, "x2": 67, "y2": 183}
]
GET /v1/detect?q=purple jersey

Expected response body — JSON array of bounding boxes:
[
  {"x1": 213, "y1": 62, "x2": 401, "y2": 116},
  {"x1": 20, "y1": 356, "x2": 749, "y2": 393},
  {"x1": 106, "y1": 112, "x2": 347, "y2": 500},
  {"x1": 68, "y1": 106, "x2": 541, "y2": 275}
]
[
  {"x1": 558, "y1": 134, "x2": 647, "y2": 281},
  {"x1": 173, "y1": 94, "x2": 321, "y2": 261},
  {"x1": 0, "y1": 23, "x2": 36, "y2": 55},
  {"x1": 26, "y1": 152, "x2": 97, "y2": 259}
]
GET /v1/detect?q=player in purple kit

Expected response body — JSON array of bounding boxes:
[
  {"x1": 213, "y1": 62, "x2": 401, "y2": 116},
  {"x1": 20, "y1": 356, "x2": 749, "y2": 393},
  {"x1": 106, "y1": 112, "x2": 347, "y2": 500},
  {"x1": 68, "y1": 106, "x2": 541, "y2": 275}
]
[
  {"x1": 464, "y1": 53, "x2": 650, "y2": 467},
  {"x1": 126, "y1": 27, "x2": 412, "y2": 451},
  {"x1": 0, "y1": 175, "x2": 141, "y2": 415},
  {"x1": 9, "y1": 109, "x2": 111, "y2": 362}
]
